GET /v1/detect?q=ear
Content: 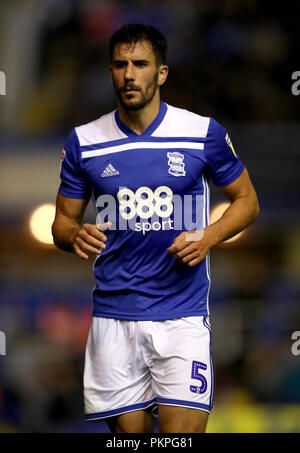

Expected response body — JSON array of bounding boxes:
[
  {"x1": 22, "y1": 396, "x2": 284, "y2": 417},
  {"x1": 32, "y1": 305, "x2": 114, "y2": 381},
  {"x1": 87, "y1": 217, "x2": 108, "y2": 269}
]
[{"x1": 157, "y1": 64, "x2": 169, "y2": 87}]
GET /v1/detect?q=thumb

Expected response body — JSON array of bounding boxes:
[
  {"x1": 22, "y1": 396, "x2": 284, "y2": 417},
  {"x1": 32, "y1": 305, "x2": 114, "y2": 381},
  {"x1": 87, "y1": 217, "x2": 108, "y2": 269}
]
[{"x1": 96, "y1": 221, "x2": 112, "y2": 231}]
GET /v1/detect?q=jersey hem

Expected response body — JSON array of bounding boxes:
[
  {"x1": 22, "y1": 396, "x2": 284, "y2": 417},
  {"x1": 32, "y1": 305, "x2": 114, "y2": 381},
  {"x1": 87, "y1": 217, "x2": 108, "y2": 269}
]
[{"x1": 91, "y1": 310, "x2": 209, "y2": 321}]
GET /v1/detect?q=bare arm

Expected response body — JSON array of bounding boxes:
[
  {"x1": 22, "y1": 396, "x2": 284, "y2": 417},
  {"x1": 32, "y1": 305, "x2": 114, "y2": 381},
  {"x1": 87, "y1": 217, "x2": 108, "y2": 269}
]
[
  {"x1": 52, "y1": 193, "x2": 110, "y2": 260},
  {"x1": 166, "y1": 168, "x2": 259, "y2": 266},
  {"x1": 206, "y1": 167, "x2": 260, "y2": 244}
]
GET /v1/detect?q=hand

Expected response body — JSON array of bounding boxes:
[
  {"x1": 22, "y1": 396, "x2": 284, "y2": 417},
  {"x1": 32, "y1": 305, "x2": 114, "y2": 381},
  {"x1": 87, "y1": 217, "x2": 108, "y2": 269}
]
[
  {"x1": 166, "y1": 228, "x2": 215, "y2": 267},
  {"x1": 72, "y1": 221, "x2": 112, "y2": 260}
]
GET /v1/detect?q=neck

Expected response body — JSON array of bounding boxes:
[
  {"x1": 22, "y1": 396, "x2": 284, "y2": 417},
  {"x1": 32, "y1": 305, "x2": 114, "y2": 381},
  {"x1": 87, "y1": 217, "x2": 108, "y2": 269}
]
[{"x1": 117, "y1": 91, "x2": 161, "y2": 135}]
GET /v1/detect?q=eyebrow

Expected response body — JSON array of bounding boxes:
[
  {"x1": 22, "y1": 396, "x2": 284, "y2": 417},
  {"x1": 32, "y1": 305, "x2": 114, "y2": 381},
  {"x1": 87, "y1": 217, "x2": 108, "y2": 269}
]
[{"x1": 113, "y1": 59, "x2": 150, "y2": 65}]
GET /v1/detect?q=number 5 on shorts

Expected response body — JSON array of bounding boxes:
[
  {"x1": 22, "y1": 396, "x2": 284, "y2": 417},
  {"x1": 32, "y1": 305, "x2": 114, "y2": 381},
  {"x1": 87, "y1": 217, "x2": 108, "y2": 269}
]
[{"x1": 190, "y1": 360, "x2": 207, "y2": 394}]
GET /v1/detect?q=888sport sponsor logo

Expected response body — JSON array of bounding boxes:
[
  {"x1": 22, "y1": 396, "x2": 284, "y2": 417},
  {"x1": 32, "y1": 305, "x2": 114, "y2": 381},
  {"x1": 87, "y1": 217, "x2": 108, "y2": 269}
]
[
  {"x1": 96, "y1": 185, "x2": 205, "y2": 234},
  {"x1": 96, "y1": 185, "x2": 175, "y2": 234},
  {"x1": 118, "y1": 185, "x2": 174, "y2": 235}
]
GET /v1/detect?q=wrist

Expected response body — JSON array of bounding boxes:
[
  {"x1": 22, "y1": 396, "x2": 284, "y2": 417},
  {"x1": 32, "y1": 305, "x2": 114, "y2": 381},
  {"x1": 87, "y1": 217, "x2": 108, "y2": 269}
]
[{"x1": 203, "y1": 224, "x2": 220, "y2": 248}]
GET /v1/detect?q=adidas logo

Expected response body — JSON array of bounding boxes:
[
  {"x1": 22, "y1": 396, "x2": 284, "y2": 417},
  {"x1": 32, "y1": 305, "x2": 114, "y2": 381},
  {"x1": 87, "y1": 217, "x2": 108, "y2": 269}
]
[{"x1": 101, "y1": 164, "x2": 120, "y2": 177}]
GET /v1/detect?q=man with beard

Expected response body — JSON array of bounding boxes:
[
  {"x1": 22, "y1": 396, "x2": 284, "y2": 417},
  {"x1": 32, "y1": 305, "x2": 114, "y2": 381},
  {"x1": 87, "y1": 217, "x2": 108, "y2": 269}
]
[{"x1": 52, "y1": 24, "x2": 259, "y2": 433}]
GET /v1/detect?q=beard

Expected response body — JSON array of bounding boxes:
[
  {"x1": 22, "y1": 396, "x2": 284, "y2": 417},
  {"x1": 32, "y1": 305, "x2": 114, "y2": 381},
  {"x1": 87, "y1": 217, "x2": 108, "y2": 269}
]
[{"x1": 113, "y1": 72, "x2": 159, "y2": 111}]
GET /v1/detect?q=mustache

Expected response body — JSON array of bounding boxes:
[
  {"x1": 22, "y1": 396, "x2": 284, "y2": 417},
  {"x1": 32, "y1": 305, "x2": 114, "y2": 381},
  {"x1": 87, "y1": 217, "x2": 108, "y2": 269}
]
[{"x1": 121, "y1": 85, "x2": 141, "y2": 92}]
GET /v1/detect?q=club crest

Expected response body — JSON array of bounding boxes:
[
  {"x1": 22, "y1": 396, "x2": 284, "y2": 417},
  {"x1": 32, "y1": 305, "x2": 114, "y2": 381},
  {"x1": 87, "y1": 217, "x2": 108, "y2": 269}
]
[{"x1": 167, "y1": 151, "x2": 186, "y2": 177}]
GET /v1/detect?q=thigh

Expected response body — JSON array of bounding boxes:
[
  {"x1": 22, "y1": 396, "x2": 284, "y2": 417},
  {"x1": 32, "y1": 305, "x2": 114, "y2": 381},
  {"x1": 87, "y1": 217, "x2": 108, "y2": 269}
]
[
  {"x1": 149, "y1": 316, "x2": 213, "y2": 415},
  {"x1": 84, "y1": 317, "x2": 155, "y2": 421},
  {"x1": 106, "y1": 408, "x2": 155, "y2": 433},
  {"x1": 158, "y1": 405, "x2": 208, "y2": 433}
]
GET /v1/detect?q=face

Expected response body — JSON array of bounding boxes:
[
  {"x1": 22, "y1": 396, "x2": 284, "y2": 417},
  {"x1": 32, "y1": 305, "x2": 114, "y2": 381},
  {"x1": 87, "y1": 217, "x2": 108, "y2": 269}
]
[{"x1": 109, "y1": 40, "x2": 168, "y2": 111}]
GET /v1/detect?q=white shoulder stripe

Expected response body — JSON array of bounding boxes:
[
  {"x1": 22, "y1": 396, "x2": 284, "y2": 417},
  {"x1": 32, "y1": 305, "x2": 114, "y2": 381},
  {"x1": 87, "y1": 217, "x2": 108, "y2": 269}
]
[{"x1": 82, "y1": 141, "x2": 204, "y2": 158}]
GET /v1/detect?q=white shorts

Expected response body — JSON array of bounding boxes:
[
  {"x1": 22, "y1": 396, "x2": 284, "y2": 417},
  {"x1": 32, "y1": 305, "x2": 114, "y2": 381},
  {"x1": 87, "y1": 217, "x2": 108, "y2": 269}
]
[{"x1": 84, "y1": 316, "x2": 213, "y2": 420}]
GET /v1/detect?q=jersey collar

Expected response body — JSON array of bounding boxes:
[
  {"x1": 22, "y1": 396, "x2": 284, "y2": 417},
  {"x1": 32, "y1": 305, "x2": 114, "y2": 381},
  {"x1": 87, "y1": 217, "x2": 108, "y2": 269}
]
[{"x1": 114, "y1": 101, "x2": 168, "y2": 138}]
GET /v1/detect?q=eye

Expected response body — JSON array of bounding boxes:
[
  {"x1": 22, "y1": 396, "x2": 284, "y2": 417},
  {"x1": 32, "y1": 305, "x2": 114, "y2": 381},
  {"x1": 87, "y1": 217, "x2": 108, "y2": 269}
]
[{"x1": 114, "y1": 62, "x2": 126, "y2": 69}]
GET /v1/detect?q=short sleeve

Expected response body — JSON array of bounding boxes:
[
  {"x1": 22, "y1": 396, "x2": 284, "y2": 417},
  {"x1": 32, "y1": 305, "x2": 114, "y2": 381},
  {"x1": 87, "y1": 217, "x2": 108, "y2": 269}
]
[
  {"x1": 204, "y1": 118, "x2": 244, "y2": 186},
  {"x1": 59, "y1": 129, "x2": 92, "y2": 199}
]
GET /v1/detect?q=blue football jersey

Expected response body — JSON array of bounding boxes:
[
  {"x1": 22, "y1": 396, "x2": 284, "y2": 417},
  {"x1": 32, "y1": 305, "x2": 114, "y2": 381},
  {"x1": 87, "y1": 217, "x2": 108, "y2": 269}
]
[{"x1": 59, "y1": 101, "x2": 244, "y2": 320}]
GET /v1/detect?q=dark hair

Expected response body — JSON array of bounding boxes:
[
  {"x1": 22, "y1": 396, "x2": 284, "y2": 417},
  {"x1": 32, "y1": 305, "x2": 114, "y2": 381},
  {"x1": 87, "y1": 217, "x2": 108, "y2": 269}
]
[{"x1": 109, "y1": 24, "x2": 167, "y2": 66}]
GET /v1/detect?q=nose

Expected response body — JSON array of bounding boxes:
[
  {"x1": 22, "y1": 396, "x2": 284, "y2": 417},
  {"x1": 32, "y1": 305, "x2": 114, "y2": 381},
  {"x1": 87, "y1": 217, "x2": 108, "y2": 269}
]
[{"x1": 124, "y1": 62, "x2": 135, "y2": 82}]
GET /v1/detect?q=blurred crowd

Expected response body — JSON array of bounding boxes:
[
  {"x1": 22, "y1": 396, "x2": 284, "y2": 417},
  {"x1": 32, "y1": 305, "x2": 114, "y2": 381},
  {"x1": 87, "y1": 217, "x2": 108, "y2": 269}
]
[{"x1": 0, "y1": 0, "x2": 299, "y2": 135}]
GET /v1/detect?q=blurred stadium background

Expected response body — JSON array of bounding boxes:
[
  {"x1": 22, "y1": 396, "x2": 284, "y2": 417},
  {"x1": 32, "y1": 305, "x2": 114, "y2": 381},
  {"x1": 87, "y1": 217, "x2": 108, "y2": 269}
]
[{"x1": 0, "y1": 0, "x2": 299, "y2": 433}]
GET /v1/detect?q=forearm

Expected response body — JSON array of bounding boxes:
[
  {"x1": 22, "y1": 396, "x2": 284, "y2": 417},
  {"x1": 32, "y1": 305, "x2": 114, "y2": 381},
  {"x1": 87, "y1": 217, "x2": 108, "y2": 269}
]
[
  {"x1": 52, "y1": 214, "x2": 80, "y2": 253},
  {"x1": 205, "y1": 194, "x2": 259, "y2": 246}
]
